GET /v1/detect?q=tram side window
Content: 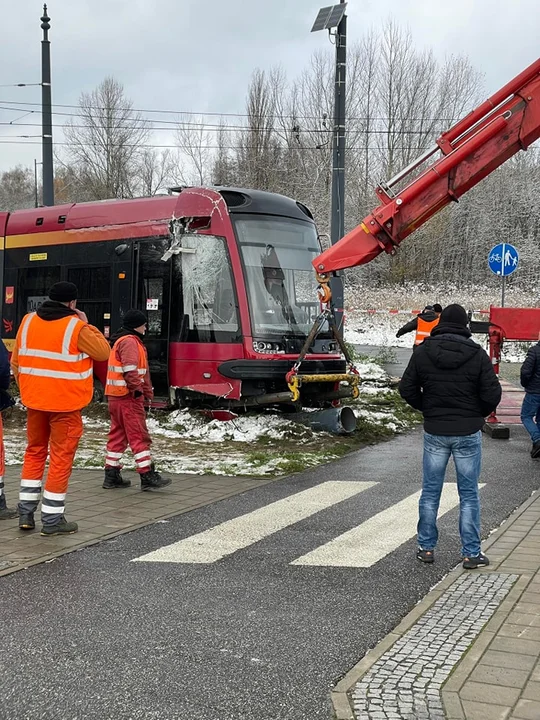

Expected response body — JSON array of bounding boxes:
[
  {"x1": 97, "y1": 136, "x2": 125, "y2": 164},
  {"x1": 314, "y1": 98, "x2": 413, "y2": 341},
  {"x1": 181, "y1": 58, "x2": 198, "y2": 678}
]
[
  {"x1": 67, "y1": 267, "x2": 112, "y2": 332},
  {"x1": 173, "y1": 234, "x2": 239, "y2": 342},
  {"x1": 18, "y1": 266, "x2": 61, "y2": 319}
]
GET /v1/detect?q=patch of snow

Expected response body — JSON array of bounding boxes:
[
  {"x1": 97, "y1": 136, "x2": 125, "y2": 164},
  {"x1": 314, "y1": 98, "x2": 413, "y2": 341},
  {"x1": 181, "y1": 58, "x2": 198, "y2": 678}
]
[
  {"x1": 148, "y1": 410, "x2": 313, "y2": 443},
  {"x1": 355, "y1": 361, "x2": 388, "y2": 381}
]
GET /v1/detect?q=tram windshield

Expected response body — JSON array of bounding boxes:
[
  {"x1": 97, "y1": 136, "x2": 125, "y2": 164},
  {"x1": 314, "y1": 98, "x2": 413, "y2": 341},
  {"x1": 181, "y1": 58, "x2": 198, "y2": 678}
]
[{"x1": 234, "y1": 214, "x2": 323, "y2": 337}]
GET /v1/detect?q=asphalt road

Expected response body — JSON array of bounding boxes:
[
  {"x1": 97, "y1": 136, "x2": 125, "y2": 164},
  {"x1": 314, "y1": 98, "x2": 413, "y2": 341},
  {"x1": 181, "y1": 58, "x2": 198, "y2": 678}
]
[
  {"x1": 354, "y1": 343, "x2": 413, "y2": 377},
  {"x1": 0, "y1": 425, "x2": 538, "y2": 720}
]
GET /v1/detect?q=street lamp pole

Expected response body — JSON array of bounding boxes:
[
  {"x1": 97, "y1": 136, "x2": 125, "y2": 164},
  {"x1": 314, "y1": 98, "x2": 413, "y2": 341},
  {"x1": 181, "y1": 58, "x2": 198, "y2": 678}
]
[
  {"x1": 329, "y1": 1, "x2": 347, "y2": 333},
  {"x1": 41, "y1": 4, "x2": 54, "y2": 206},
  {"x1": 311, "y1": 2, "x2": 348, "y2": 334}
]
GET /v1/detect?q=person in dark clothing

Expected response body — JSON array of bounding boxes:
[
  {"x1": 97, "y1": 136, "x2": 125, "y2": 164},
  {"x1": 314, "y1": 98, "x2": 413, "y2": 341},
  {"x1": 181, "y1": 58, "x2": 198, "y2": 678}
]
[
  {"x1": 396, "y1": 303, "x2": 442, "y2": 345},
  {"x1": 399, "y1": 304, "x2": 501, "y2": 569},
  {"x1": 519, "y1": 335, "x2": 540, "y2": 457},
  {"x1": 0, "y1": 340, "x2": 16, "y2": 520}
]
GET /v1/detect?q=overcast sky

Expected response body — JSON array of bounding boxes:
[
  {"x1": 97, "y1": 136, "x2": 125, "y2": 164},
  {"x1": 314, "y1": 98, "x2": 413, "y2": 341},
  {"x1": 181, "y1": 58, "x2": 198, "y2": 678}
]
[{"x1": 0, "y1": 0, "x2": 539, "y2": 174}]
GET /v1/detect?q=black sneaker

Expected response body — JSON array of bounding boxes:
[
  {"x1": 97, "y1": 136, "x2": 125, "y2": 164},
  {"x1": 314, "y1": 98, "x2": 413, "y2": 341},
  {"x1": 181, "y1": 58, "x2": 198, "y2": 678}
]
[
  {"x1": 531, "y1": 441, "x2": 540, "y2": 458},
  {"x1": 41, "y1": 517, "x2": 78, "y2": 536},
  {"x1": 416, "y1": 548, "x2": 434, "y2": 563},
  {"x1": 19, "y1": 512, "x2": 35, "y2": 530},
  {"x1": 0, "y1": 506, "x2": 18, "y2": 520},
  {"x1": 103, "y1": 467, "x2": 131, "y2": 489},
  {"x1": 140, "y1": 470, "x2": 172, "y2": 491},
  {"x1": 463, "y1": 552, "x2": 490, "y2": 569}
]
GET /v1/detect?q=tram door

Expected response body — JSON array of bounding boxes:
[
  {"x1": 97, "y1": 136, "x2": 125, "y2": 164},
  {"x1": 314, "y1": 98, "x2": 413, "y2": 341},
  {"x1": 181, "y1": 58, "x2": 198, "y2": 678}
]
[{"x1": 132, "y1": 239, "x2": 172, "y2": 398}]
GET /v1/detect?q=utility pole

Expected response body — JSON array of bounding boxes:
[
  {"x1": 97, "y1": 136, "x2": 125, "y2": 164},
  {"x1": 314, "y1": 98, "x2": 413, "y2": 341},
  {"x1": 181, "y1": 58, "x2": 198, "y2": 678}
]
[
  {"x1": 41, "y1": 4, "x2": 54, "y2": 206},
  {"x1": 330, "y1": 1, "x2": 347, "y2": 333},
  {"x1": 311, "y1": 2, "x2": 348, "y2": 333}
]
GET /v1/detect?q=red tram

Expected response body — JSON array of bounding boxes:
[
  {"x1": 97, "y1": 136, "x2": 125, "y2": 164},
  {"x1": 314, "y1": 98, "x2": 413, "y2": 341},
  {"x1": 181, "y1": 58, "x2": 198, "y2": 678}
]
[{"x1": 0, "y1": 187, "x2": 347, "y2": 408}]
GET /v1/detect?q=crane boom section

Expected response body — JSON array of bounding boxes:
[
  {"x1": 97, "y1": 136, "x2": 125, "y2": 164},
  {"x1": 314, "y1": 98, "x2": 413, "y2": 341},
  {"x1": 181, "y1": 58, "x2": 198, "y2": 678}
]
[{"x1": 313, "y1": 57, "x2": 540, "y2": 275}]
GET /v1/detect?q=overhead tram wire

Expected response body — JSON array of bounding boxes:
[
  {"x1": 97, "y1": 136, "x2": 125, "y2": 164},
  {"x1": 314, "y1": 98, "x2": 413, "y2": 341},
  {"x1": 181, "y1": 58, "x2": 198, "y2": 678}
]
[
  {"x1": 0, "y1": 120, "x2": 439, "y2": 136},
  {"x1": 0, "y1": 98, "x2": 464, "y2": 124},
  {"x1": 7, "y1": 138, "x2": 540, "y2": 154}
]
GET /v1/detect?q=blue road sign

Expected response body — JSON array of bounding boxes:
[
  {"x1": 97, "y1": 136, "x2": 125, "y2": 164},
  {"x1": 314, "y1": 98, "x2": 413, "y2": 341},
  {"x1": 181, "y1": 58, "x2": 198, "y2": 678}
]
[{"x1": 488, "y1": 243, "x2": 519, "y2": 277}]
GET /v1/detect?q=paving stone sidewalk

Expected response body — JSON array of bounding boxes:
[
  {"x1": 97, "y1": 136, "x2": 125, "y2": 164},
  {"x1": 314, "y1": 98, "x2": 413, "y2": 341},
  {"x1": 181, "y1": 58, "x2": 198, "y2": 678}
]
[
  {"x1": 333, "y1": 491, "x2": 540, "y2": 720},
  {"x1": 0, "y1": 465, "x2": 270, "y2": 577}
]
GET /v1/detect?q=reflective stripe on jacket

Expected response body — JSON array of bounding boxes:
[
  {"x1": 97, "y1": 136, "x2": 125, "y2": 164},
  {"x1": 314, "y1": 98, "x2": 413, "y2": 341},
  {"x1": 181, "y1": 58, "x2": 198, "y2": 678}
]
[
  {"x1": 16, "y1": 313, "x2": 93, "y2": 411},
  {"x1": 415, "y1": 317, "x2": 440, "y2": 345},
  {"x1": 105, "y1": 336, "x2": 148, "y2": 397}
]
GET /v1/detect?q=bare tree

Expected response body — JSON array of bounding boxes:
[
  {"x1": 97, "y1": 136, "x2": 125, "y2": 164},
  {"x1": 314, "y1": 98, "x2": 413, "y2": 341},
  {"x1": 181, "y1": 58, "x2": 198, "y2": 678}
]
[
  {"x1": 63, "y1": 76, "x2": 150, "y2": 199},
  {"x1": 0, "y1": 166, "x2": 35, "y2": 210},
  {"x1": 174, "y1": 115, "x2": 214, "y2": 186},
  {"x1": 137, "y1": 149, "x2": 177, "y2": 196},
  {"x1": 167, "y1": 22, "x2": 539, "y2": 290}
]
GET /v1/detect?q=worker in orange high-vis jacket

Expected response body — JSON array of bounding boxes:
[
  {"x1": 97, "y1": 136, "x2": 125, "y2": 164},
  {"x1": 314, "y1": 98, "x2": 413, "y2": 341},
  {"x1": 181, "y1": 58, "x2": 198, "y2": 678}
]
[
  {"x1": 104, "y1": 309, "x2": 171, "y2": 491},
  {"x1": 396, "y1": 304, "x2": 442, "y2": 346},
  {"x1": 11, "y1": 282, "x2": 110, "y2": 536}
]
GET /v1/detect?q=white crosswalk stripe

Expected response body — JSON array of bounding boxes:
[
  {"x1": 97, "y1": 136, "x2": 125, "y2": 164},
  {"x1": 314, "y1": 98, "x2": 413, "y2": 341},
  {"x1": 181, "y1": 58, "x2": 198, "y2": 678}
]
[
  {"x1": 291, "y1": 483, "x2": 485, "y2": 568},
  {"x1": 133, "y1": 480, "x2": 376, "y2": 564}
]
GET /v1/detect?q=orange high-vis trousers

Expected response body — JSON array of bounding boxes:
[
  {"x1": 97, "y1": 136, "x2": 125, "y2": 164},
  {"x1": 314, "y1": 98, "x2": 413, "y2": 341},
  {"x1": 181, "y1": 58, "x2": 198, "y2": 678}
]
[{"x1": 18, "y1": 409, "x2": 83, "y2": 525}]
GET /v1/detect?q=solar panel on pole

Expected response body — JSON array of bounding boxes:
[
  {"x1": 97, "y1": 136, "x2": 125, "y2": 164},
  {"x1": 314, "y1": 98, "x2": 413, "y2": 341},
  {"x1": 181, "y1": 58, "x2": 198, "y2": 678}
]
[
  {"x1": 311, "y1": 6, "x2": 333, "y2": 32},
  {"x1": 311, "y1": 3, "x2": 347, "y2": 32},
  {"x1": 326, "y1": 3, "x2": 347, "y2": 29}
]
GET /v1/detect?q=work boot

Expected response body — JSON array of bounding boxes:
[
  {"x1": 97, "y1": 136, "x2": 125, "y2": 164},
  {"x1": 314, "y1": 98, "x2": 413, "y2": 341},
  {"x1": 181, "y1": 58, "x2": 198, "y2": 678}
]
[
  {"x1": 102, "y1": 467, "x2": 131, "y2": 489},
  {"x1": 0, "y1": 505, "x2": 18, "y2": 520},
  {"x1": 531, "y1": 441, "x2": 540, "y2": 458},
  {"x1": 41, "y1": 517, "x2": 78, "y2": 536},
  {"x1": 19, "y1": 512, "x2": 35, "y2": 530},
  {"x1": 140, "y1": 469, "x2": 172, "y2": 491}
]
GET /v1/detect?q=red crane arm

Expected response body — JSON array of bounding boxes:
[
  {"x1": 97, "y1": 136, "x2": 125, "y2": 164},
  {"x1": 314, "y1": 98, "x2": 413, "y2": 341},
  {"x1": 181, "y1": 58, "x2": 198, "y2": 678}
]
[{"x1": 313, "y1": 57, "x2": 540, "y2": 276}]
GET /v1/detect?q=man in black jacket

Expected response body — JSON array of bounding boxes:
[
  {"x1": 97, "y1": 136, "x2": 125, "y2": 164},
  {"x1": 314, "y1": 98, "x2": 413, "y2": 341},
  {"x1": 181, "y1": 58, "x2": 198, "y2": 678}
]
[
  {"x1": 520, "y1": 335, "x2": 540, "y2": 457},
  {"x1": 399, "y1": 304, "x2": 501, "y2": 569}
]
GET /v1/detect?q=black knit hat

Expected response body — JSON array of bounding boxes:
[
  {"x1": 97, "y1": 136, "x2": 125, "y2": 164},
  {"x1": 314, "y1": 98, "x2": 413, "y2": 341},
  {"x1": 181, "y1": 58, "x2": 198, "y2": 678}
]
[
  {"x1": 49, "y1": 281, "x2": 78, "y2": 302},
  {"x1": 122, "y1": 309, "x2": 148, "y2": 330},
  {"x1": 439, "y1": 303, "x2": 469, "y2": 327}
]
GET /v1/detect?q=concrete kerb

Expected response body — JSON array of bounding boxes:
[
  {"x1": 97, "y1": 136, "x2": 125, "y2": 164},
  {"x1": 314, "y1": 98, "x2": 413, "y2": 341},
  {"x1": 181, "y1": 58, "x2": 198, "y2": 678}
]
[
  {"x1": 330, "y1": 488, "x2": 540, "y2": 720},
  {"x1": 0, "y1": 481, "x2": 273, "y2": 579}
]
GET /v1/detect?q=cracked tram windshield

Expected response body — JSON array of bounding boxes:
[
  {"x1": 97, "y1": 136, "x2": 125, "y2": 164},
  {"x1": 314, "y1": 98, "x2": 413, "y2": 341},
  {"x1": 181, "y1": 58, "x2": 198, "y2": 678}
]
[{"x1": 234, "y1": 215, "x2": 324, "y2": 340}]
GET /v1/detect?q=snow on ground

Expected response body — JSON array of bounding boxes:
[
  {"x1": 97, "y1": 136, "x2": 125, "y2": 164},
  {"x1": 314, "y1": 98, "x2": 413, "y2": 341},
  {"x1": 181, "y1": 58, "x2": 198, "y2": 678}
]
[
  {"x1": 344, "y1": 284, "x2": 535, "y2": 363},
  {"x1": 3, "y1": 355, "x2": 413, "y2": 477},
  {"x1": 345, "y1": 313, "x2": 413, "y2": 348},
  {"x1": 147, "y1": 410, "x2": 311, "y2": 443},
  {"x1": 346, "y1": 283, "x2": 540, "y2": 315}
]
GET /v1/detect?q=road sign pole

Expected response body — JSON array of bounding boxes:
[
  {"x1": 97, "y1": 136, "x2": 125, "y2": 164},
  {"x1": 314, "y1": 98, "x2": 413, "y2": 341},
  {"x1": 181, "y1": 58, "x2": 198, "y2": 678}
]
[
  {"x1": 488, "y1": 242, "x2": 519, "y2": 307},
  {"x1": 501, "y1": 242, "x2": 506, "y2": 307}
]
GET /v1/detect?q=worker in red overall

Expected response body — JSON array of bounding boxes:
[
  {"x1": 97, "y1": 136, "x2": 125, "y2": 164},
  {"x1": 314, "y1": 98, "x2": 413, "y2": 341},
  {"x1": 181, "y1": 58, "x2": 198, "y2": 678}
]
[{"x1": 104, "y1": 309, "x2": 171, "y2": 491}]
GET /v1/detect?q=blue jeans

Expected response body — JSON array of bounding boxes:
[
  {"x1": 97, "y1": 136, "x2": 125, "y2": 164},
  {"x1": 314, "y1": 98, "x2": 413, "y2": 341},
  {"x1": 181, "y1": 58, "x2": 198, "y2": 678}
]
[
  {"x1": 521, "y1": 393, "x2": 540, "y2": 443},
  {"x1": 418, "y1": 431, "x2": 482, "y2": 557}
]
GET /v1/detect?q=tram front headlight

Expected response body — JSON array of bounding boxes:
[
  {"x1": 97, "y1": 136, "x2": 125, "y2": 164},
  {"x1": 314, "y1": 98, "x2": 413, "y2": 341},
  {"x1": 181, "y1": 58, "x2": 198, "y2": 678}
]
[{"x1": 252, "y1": 341, "x2": 284, "y2": 354}]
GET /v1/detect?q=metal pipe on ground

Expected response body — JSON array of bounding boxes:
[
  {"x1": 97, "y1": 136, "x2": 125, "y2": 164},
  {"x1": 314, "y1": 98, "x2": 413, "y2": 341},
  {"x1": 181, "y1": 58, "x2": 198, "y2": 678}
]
[
  {"x1": 286, "y1": 406, "x2": 357, "y2": 435},
  {"x1": 228, "y1": 392, "x2": 294, "y2": 408}
]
